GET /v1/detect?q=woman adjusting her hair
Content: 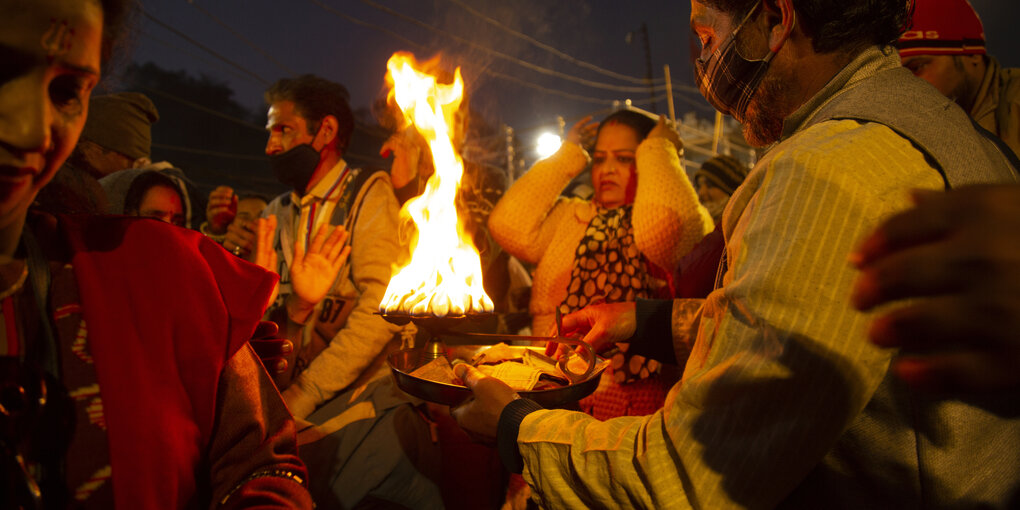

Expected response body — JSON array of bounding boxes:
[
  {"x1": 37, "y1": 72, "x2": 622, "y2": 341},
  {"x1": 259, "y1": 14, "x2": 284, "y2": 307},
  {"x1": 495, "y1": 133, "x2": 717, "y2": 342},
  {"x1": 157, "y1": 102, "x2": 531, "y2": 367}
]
[{"x1": 488, "y1": 109, "x2": 713, "y2": 420}]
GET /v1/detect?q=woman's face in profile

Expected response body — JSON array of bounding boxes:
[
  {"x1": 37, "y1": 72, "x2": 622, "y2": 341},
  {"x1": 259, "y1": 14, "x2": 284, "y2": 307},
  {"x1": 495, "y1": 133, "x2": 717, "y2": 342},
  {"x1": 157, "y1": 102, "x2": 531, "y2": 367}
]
[
  {"x1": 591, "y1": 122, "x2": 639, "y2": 209},
  {"x1": 0, "y1": 0, "x2": 103, "y2": 223}
]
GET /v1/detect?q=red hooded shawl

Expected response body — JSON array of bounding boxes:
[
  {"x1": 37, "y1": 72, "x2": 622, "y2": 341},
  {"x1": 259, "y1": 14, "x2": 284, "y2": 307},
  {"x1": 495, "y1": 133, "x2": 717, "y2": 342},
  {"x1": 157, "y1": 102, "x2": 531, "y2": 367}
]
[{"x1": 59, "y1": 215, "x2": 277, "y2": 508}]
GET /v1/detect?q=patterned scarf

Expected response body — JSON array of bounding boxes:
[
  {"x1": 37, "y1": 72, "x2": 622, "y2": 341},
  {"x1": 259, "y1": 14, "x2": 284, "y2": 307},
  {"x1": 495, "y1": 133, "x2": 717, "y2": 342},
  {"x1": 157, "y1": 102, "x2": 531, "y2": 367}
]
[{"x1": 559, "y1": 205, "x2": 659, "y2": 383}]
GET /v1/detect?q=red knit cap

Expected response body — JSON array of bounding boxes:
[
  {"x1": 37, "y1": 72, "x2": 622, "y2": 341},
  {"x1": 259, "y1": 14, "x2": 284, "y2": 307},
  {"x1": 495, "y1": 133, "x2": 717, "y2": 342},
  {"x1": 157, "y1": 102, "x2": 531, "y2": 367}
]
[{"x1": 897, "y1": 0, "x2": 985, "y2": 57}]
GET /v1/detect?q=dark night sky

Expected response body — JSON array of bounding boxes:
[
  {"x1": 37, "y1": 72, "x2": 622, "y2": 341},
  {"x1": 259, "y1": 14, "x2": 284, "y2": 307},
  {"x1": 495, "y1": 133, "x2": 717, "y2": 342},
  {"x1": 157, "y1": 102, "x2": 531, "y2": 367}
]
[{"x1": 126, "y1": 0, "x2": 1020, "y2": 152}]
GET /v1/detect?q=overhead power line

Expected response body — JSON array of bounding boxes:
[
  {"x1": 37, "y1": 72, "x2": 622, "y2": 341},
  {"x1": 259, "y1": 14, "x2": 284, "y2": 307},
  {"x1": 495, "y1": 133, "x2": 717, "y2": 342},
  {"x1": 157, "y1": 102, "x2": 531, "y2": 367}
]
[
  {"x1": 189, "y1": 1, "x2": 298, "y2": 77},
  {"x1": 477, "y1": 66, "x2": 708, "y2": 111},
  {"x1": 445, "y1": 0, "x2": 662, "y2": 86},
  {"x1": 142, "y1": 84, "x2": 387, "y2": 138},
  {"x1": 140, "y1": 86, "x2": 266, "y2": 132},
  {"x1": 306, "y1": 0, "x2": 427, "y2": 51},
  {"x1": 301, "y1": 0, "x2": 620, "y2": 104},
  {"x1": 669, "y1": 89, "x2": 714, "y2": 113},
  {"x1": 303, "y1": 0, "x2": 706, "y2": 107},
  {"x1": 483, "y1": 68, "x2": 652, "y2": 106},
  {"x1": 140, "y1": 7, "x2": 270, "y2": 85},
  {"x1": 148, "y1": 0, "x2": 703, "y2": 119},
  {"x1": 152, "y1": 142, "x2": 268, "y2": 161},
  {"x1": 355, "y1": 0, "x2": 678, "y2": 94},
  {"x1": 153, "y1": 142, "x2": 379, "y2": 167},
  {"x1": 139, "y1": 31, "x2": 266, "y2": 88}
]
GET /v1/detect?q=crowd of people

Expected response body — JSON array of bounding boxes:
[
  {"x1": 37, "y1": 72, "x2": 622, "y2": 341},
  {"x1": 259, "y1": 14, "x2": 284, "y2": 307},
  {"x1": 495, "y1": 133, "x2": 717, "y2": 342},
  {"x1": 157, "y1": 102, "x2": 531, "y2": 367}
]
[{"x1": 1, "y1": 0, "x2": 1018, "y2": 508}]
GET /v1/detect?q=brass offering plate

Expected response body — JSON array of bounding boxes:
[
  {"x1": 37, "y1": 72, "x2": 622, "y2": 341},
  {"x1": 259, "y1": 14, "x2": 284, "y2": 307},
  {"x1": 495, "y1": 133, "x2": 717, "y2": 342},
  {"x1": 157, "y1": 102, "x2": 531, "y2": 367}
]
[{"x1": 388, "y1": 344, "x2": 607, "y2": 408}]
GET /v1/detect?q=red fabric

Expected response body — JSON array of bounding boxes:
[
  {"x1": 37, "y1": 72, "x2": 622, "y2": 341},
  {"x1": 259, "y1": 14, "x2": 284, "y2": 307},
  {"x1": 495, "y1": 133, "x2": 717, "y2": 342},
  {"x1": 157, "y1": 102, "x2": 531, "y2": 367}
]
[
  {"x1": 426, "y1": 402, "x2": 506, "y2": 510},
  {"x1": 60, "y1": 216, "x2": 278, "y2": 509},
  {"x1": 898, "y1": 0, "x2": 985, "y2": 57},
  {"x1": 3, "y1": 297, "x2": 17, "y2": 356},
  {"x1": 220, "y1": 476, "x2": 315, "y2": 510},
  {"x1": 674, "y1": 226, "x2": 725, "y2": 299},
  {"x1": 579, "y1": 369, "x2": 674, "y2": 420}
]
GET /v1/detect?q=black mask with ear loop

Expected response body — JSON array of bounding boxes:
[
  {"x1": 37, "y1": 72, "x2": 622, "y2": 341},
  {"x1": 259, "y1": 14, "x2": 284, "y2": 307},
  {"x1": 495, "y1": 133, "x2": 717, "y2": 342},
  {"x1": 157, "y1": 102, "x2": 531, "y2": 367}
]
[
  {"x1": 269, "y1": 144, "x2": 321, "y2": 195},
  {"x1": 269, "y1": 124, "x2": 328, "y2": 195}
]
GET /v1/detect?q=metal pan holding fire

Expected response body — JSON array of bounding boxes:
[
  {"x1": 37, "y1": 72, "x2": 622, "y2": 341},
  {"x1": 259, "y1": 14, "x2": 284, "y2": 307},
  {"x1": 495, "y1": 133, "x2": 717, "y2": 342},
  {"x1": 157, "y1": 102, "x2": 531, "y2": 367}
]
[
  {"x1": 387, "y1": 343, "x2": 607, "y2": 408},
  {"x1": 377, "y1": 57, "x2": 607, "y2": 407}
]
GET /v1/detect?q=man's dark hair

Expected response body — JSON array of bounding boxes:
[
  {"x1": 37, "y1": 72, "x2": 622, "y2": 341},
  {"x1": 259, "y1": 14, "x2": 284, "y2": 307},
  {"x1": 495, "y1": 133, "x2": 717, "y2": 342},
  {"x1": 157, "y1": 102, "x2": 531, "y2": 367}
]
[
  {"x1": 265, "y1": 75, "x2": 355, "y2": 153},
  {"x1": 703, "y1": 0, "x2": 911, "y2": 54}
]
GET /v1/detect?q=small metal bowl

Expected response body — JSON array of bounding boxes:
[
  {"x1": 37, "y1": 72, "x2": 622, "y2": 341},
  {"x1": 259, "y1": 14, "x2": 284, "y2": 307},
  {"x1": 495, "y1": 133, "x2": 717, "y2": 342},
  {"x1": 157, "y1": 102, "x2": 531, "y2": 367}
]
[{"x1": 387, "y1": 344, "x2": 607, "y2": 408}]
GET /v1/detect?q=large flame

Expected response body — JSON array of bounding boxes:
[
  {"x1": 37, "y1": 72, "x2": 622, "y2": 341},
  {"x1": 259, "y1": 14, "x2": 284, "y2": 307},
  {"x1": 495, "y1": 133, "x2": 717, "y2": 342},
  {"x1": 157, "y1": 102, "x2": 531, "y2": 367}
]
[{"x1": 380, "y1": 53, "x2": 494, "y2": 317}]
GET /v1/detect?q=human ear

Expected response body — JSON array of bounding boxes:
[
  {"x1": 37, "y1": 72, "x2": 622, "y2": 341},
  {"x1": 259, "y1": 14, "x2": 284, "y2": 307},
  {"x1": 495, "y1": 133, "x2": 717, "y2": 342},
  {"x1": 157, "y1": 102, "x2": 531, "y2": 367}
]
[
  {"x1": 764, "y1": 0, "x2": 796, "y2": 52},
  {"x1": 316, "y1": 115, "x2": 339, "y2": 149}
]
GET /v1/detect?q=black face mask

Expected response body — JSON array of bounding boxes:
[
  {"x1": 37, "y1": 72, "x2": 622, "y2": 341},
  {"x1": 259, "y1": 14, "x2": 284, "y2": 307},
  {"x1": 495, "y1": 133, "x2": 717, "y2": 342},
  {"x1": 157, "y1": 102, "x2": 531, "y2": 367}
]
[
  {"x1": 694, "y1": 0, "x2": 779, "y2": 120},
  {"x1": 269, "y1": 143, "x2": 321, "y2": 195}
]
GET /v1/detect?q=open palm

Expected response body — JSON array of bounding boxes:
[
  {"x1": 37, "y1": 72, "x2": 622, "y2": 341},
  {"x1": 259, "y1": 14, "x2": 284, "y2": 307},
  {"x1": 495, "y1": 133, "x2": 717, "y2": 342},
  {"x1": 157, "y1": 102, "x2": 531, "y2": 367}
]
[{"x1": 290, "y1": 223, "x2": 351, "y2": 307}]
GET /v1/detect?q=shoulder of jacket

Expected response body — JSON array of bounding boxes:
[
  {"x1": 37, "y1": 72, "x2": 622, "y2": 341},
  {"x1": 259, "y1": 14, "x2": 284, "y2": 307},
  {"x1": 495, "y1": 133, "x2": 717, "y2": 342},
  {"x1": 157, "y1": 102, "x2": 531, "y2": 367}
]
[{"x1": 1000, "y1": 66, "x2": 1020, "y2": 96}]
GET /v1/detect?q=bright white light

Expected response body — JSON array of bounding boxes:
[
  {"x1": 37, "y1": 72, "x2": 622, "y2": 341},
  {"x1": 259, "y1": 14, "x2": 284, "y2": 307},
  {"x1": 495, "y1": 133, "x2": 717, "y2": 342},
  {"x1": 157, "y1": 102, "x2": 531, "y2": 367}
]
[{"x1": 535, "y1": 132, "x2": 562, "y2": 160}]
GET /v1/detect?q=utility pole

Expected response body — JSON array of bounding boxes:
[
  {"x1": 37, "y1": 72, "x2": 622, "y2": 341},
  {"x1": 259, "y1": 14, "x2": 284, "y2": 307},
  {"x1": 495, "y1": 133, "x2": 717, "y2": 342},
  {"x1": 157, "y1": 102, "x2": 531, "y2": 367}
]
[
  {"x1": 640, "y1": 23, "x2": 655, "y2": 112},
  {"x1": 628, "y1": 23, "x2": 657, "y2": 113},
  {"x1": 663, "y1": 64, "x2": 675, "y2": 123}
]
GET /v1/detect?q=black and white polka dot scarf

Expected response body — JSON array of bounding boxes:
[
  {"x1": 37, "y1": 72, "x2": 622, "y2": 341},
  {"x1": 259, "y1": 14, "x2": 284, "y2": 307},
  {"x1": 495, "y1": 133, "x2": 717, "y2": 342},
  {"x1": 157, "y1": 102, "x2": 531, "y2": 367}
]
[
  {"x1": 559, "y1": 205, "x2": 651, "y2": 313},
  {"x1": 559, "y1": 205, "x2": 660, "y2": 382}
]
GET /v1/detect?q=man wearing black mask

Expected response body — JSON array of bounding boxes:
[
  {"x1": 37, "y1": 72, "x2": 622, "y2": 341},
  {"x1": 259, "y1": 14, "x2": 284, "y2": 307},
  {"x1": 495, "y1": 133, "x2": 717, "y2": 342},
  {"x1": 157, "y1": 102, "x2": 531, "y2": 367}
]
[
  {"x1": 452, "y1": 1, "x2": 1019, "y2": 508},
  {"x1": 249, "y1": 76, "x2": 444, "y2": 508},
  {"x1": 254, "y1": 75, "x2": 403, "y2": 420}
]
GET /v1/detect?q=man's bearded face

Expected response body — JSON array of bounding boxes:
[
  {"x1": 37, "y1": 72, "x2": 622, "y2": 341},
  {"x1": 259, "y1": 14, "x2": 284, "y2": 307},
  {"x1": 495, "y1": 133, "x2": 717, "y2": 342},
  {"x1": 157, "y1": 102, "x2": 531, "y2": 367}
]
[
  {"x1": 731, "y1": 21, "x2": 789, "y2": 148},
  {"x1": 742, "y1": 71, "x2": 789, "y2": 147}
]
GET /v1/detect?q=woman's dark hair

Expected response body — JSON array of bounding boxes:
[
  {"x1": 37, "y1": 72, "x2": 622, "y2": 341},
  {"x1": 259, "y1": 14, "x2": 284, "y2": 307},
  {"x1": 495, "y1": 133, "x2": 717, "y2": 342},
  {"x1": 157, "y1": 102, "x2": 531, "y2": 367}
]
[
  {"x1": 702, "y1": 0, "x2": 911, "y2": 54},
  {"x1": 123, "y1": 171, "x2": 184, "y2": 215},
  {"x1": 596, "y1": 109, "x2": 657, "y2": 143},
  {"x1": 265, "y1": 75, "x2": 355, "y2": 153}
]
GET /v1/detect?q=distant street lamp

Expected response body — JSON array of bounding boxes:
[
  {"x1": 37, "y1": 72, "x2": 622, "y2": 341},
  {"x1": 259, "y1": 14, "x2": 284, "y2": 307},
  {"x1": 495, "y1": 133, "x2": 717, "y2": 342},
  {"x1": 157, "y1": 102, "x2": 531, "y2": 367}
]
[{"x1": 535, "y1": 132, "x2": 562, "y2": 160}]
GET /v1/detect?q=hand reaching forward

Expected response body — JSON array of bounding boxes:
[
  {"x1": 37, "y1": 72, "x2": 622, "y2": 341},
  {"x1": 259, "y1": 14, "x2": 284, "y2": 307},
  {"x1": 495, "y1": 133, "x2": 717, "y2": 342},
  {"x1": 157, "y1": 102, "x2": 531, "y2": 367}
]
[
  {"x1": 558, "y1": 302, "x2": 638, "y2": 355},
  {"x1": 288, "y1": 223, "x2": 351, "y2": 321},
  {"x1": 206, "y1": 186, "x2": 237, "y2": 235},
  {"x1": 249, "y1": 320, "x2": 292, "y2": 375},
  {"x1": 224, "y1": 219, "x2": 257, "y2": 260}
]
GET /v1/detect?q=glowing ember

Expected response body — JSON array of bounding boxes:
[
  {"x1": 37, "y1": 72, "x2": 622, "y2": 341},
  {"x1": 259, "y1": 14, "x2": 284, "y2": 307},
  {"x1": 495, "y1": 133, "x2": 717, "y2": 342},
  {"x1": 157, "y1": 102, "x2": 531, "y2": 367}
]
[{"x1": 380, "y1": 53, "x2": 494, "y2": 317}]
